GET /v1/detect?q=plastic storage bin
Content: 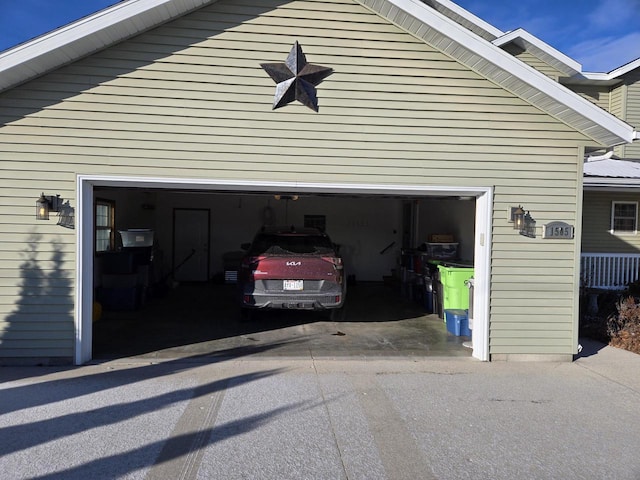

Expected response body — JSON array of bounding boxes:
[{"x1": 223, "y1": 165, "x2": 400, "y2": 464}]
[
  {"x1": 445, "y1": 309, "x2": 471, "y2": 336},
  {"x1": 425, "y1": 243, "x2": 458, "y2": 260},
  {"x1": 438, "y1": 265, "x2": 474, "y2": 311},
  {"x1": 119, "y1": 229, "x2": 154, "y2": 248}
]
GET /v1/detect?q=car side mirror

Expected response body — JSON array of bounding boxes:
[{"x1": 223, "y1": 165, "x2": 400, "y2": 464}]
[{"x1": 240, "y1": 242, "x2": 251, "y2": 250}]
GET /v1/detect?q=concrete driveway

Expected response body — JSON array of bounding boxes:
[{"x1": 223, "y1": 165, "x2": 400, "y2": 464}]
[{"x1": 1, "y1": 339, "x2": 639, "y2": 479}]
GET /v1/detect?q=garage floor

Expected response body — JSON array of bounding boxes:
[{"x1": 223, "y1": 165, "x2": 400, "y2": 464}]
[{"x1": 92, "y1": 282, "x2": 472, "y2": 360}]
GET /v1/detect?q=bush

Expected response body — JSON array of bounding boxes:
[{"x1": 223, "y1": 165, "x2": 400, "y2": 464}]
[
  {"x1": 579, "y1": 290, "x2": 619, "y2": 343},
  {"x1": 607, "y1": 296, "x2": 640, "y2": 355}
]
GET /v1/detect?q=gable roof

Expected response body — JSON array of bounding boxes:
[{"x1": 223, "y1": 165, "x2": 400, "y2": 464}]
[
  {"x1": 0, "y1": 0, "x2": 636, "y2": 147},
  {"x1": 492, "y1": 28, "x2": 581, "y2": 77}
]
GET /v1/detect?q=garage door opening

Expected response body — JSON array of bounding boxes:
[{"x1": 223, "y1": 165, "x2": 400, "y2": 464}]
[{"x1": 76, "y1": 177, "x2": 492, "y2": 364}]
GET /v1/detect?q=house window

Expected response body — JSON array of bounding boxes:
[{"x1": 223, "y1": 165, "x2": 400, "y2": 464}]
[
  {"x1": 96, "y1": 199, "x2": 115, "y2": 251},
  {"x1": 611, "y1": 201, "x2": 637, "y2": 234}
]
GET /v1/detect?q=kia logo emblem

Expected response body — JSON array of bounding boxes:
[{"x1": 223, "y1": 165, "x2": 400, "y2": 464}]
[{"x1": 286, "y1": 261, "x2": 301, "y2": 266}]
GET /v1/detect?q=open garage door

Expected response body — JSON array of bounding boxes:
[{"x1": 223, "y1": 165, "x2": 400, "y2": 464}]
[{"x1": 76, "y1": 176, "x2": 491, "y2": 364}]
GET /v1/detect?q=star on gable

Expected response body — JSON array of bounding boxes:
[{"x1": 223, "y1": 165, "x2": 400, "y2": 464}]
[{"x1": 261, "y1": 41, "x2": 333, "y2": 112}]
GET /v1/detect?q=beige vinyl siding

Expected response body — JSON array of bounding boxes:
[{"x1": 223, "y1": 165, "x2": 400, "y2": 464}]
[
  {"x1": 0, "y1": 0, "x2": 591, "y2": 359},
  {"x1": 569, "y1": 85, "x2": 611, "y2": 110},
  {"x1": 582, "y1": 191, "x2": 640, "y2": 253},
  {"x1": 624, "y1": 69, "x2": 640, "y2": 158},
  {"x1": 610, "y1": 84, "x2": 627, "y2": 157},
  {"x1": 501, "y1": 44, "x2": 564, "y2": 81}
]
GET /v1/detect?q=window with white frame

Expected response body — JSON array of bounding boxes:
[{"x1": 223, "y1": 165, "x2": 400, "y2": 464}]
[
  {"x1": 611, "y1": 201, "x2": 638, "y2": 234},
  {"x1": 95, "y1": 199, "x2": 115, "y2": 251}
]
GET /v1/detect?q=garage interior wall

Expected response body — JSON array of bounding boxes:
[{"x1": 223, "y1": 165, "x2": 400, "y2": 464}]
[{"x1": 0, "y1": 0, "x2": 591, "y2": 361}]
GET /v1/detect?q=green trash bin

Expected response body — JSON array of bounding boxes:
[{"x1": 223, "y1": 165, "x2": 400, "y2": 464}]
[{"x1": 437, "y1": 265, "x2": 474, "y2": 311}]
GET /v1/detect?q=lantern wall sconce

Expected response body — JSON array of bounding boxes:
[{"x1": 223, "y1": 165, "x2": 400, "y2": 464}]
[
  {"x1": 56, "y1": 201, "x2": 75, "y2": 229},
  {"x1": 510, "y1": 205, "x2": 536, "y2": 238},
  {"x1": 36, "y1": 193, "x2": 63, "y2": 221}
]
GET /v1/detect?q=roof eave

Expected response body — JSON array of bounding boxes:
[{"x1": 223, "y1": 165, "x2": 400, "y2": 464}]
[
  {"x1": 357, "y1": 0, "x2": 635, "y2": 147},
  {"x1": 0, "y1": 0, "x2": 214, "y2": 93},
  {"x1": 492, "y1": 28, "x2": 581, "y2": 76},
  {"x1": 0, "y1": 0, "x2": 636, "y2": 147}
]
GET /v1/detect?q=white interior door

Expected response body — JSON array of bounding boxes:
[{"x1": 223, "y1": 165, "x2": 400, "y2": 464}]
[{"x1": 173, "y1": 208, "x2": 210, "y2": 282}]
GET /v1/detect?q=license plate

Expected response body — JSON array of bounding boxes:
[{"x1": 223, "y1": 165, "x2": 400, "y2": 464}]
[{"x1": 283, "y1": 280, "x2": 303, "y2": 290}]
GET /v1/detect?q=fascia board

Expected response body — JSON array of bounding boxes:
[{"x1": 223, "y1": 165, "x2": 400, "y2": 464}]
[
  {"x1": 425, "y1": 0, "x2": 503, "y2": 39},
  {"x1": 582, "y1": 57, "x2": 640, "y2": 80},
  {"x1": 493, "y1": 28, "x2": 581, "y2": 75},
  {"x1": 369, "y1": 0, "x2": 635, "y2": 146},
  {"x1": 584, "y1": 178, "x2": 640, "y2": 190}
]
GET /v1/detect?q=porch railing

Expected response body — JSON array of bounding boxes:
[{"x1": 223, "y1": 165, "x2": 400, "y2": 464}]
[{"x1": 580, "y1": 253, "x2": 640, "y2": 290}]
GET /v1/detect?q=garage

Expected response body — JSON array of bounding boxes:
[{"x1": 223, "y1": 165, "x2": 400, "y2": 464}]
[
  {"x1": 84, "y1": 178, "x2": 491, "y2": 361},
  {"x1": 4, "y1": 0, "x2": 632, "y2": 365}
]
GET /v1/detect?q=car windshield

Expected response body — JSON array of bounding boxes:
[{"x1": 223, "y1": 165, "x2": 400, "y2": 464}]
[{"x1": 249, "y1": 234, "x2": 336, "y2": 255}]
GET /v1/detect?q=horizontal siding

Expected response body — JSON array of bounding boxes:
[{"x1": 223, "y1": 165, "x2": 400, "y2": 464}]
[
  {"x1": 582, "y1": 191, "x2": 640, "y2": 253},
  {"x1": 609, "y1": 84, "x2": 626, "y2": 157},
  {"x1": 0, "y1": 0, "x2": 590, "y2": 359},
  {"x1": 570, "y1": 85, "x2": 610, "y2": 110},
  {"x1": 625, "y1": 70, "x2": 640, "y2": 158},
  {"x1": 502, "y1": 46, "x2": 562, "y2": 81}
]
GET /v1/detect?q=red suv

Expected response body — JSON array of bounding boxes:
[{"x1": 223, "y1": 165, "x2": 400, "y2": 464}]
[{"x1": 238, "y1": 226, "x2": 345, "y2": 318}]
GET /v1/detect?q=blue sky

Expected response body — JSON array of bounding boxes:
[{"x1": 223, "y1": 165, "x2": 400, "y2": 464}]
[{"x1": 0, "y1": 0, "x2": 639, "y2": 72}]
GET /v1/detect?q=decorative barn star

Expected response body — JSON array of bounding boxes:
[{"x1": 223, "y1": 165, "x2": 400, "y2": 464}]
[{"x1": 261, "y1": 41, "x2": 333, "y2": 112}]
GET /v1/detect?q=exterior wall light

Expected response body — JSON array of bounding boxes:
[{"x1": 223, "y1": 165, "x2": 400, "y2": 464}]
[
  {"x1": 520, "y1": 211, "x2": 537, "y2": 238},
  {"x1": 510, "y1": 205, "x2": 536, "y2": 238},
  {"x1": 57, "y1": 201, "x2": 75, "y2": 229},
  {"x1": 36, "y1": 193, "x2": 62, "y2": 220},
  {"x1": 511, "y1": 205, "x2": 525, "y2": 230}
]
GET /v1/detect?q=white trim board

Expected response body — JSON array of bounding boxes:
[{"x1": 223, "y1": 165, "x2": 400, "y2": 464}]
[{"x1": 75, "y1": 175, "x2": 493, "y2": 363}]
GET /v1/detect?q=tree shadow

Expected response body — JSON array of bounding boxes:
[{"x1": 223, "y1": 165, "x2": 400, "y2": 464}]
[
  {"x1": 0, "y1": 233, "x2": 74, "y2": 365},
  {"x1": 0, "y1": 359, "x2": 312, "y2": 480},
  {"x1": 0, "y1": 367, "x2": 282, "y2": 457}
]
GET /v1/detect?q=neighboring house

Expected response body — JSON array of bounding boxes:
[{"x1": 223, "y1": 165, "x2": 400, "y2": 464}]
[
  {"x1": 568, "y1": 61, "x2": 640, "y2": 290},
  {"x1": 581, "y1": 154, "x2": 640, "y2": 289},
  {"x1": 0, "y1": 0, "x2": 636, "y2": 364}
]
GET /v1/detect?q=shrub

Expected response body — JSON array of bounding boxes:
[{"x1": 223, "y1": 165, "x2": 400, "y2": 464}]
[{"x1": 607, "y1": 296, "x2": 640, "y2": 355}]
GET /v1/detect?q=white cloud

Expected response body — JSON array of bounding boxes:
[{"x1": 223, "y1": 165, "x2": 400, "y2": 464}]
[
  {"x1": 587, "y1": 0, "x2": 640, "y2": 29},
  {"x1": 568, "y1": 32, "x2": 640, "y2": 71}
]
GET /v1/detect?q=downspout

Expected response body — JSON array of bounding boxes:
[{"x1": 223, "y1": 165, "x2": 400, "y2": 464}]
[{"x1": 585, "y1": 150, "x2": 614, "y2": 162}]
